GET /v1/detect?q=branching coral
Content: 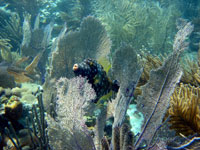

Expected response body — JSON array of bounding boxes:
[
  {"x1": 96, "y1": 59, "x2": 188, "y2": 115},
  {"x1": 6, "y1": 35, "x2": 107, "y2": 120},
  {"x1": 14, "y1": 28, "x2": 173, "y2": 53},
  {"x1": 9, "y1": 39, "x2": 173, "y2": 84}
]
[
  {"x1": 181, "y1": 49, "x2": 200, "y2": 86},
  {"x1": 5, "y1": 0, "x2": 41, "y2": 20},
  {"x1": 92, "y1": 0, "x2": 180, "y2": 53},
  {"x1": 47, "y1": 76, "x2": 96, "y2": 150},
  {"x1": 0, "y1": 10, "x2": 22, "y2": 50},
  {"x1": 137, "y1": 52, "x2": 165, "y2": 86},
  {"x1": 0, "y1": 38, "x2": 13, "y2": 62},
  {"x1": 168, "y1": 83, "x2": 200, "y2": 136},
  {"x1": 57, "y1": 0, "x2": 92, "y2": 30}
]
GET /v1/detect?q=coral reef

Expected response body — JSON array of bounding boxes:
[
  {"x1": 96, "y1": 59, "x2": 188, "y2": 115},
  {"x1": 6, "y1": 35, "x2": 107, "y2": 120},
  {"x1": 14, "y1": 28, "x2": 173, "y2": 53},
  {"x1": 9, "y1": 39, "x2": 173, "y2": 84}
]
[
  {"x1": 181, "y1": 55, "x2": 200, "y2": 87},
  {"x1": 57, "y1": 0, "x2": 92, "y2": 30},
  {"x1": 0, "y1": 38, "x2": 13, "y2": 63},
  {"x1": 49, "y1": 16, "x2": 111, "y2": 79},
  {"x1": 20, "y1": 14, "x2": 53, "y2": 79},
  {"x1": 92, "y1": 0, "x2": 180, "y2": 53},
  {"x1": 47, "y1": 76, "x2": 96, "y2": 150},
  {"x1": 135, "y1": 21, "x2": 193, "y2": 149},
  {"x1": 4, "y1": 96, "x2": 23, "y2": 121},
  {"x1": 0, "y1": 66, "x2": 16, "y2": 88},
  {"x1": 100, "y1": 123, "x2": 134, "y2": 150},
  {"x1": 0, "y1": 9, "x2": 22, "y2": 51},
  {"x1": 111, "y1": 44, "x2": 142, "y2": 96},
  {"x1": 0, "y1": 86, "x2": 47, "y2": 150},
  {"x1": 5, "y1": 0, "x2": 41, "y2": 21},
  {"x1": 73, "y1": 58, "x2": 119, "y2": 103},
  {"x1": 168, "y1": 83, "x2": 200, "y2": 136},
  {"x1": 20, "y1": 14, "x2": 53, "y2": 57}
]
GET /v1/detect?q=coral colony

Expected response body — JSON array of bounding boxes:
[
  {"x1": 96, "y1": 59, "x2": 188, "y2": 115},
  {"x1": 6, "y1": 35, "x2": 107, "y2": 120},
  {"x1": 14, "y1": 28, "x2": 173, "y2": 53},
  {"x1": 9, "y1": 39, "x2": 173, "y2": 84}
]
[{"x1": 0, "y1": 0, "x2": 200, "y2": 150}]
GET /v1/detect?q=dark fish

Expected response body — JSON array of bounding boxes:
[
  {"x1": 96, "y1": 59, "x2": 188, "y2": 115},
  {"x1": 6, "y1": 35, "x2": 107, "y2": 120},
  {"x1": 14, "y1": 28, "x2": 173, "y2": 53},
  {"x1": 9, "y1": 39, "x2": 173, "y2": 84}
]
[{"x1": 73, "y1": 58, "x2": 119, "y2": 103}]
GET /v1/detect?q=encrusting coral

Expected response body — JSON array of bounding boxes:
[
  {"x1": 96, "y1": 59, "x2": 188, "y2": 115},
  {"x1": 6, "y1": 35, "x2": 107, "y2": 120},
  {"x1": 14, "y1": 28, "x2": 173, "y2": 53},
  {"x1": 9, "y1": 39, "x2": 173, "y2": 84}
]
[
  {"x1": 168, "y1": 83, "x2": 200, "y2": 136},
  {"x1": 4, "y1": 96, "x2": 23, "y2": 121}
]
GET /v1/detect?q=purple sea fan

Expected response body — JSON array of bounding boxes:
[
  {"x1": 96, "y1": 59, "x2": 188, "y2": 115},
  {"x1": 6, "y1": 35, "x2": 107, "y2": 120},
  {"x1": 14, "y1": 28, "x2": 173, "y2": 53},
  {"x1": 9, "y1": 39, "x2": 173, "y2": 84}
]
[
  {"x1": 56, "y1": 76, "x2": 96, "y2": 133},
  {"x1": 47, "y1": 76, "x2": 96, "y2": 150}
]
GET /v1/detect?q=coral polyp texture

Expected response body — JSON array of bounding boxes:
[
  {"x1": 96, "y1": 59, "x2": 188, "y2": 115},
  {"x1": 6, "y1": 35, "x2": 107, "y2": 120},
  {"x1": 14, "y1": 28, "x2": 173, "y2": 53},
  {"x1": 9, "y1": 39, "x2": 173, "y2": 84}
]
[
  {"x1": 47, "y1": 76, "x2": 96, "y2": 150},
  {"x1": 168, "y1": 83, "x2": 200, "y2": 136}
]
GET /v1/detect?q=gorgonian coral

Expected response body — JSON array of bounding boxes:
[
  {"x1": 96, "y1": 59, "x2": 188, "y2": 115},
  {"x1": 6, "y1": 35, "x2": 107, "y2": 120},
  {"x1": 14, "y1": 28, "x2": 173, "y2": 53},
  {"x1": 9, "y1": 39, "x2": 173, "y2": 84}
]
[
  {"x1": 92, "y1": 0, "x2": 180, "y2": 53},
  {"x1": 47, "y1": 76, "x2": 96, "y2": 150},
  {"x1": 168, "y1": 83, "x2": 200, "y2": 136},
  {"x1": 50, "y1": 16, "x2": 111, "y2": 79}
]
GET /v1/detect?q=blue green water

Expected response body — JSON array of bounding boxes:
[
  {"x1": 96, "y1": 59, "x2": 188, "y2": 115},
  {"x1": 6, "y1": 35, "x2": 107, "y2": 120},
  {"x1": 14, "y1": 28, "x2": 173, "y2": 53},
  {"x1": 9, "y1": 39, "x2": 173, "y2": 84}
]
[{"x1": 0, "y1": 0, "x2": 200, "y2": 150}]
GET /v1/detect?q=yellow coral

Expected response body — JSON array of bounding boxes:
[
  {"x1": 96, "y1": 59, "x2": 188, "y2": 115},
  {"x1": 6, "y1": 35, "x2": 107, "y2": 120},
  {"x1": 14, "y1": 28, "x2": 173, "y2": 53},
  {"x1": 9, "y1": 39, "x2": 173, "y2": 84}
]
[{"x1": 168, "y1": 83, "x2": 200, "y2": 136}]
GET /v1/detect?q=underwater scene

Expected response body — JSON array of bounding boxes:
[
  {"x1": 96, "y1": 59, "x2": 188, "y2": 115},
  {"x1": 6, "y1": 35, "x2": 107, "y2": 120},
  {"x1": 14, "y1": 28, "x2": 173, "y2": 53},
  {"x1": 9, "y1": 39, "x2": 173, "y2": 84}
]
[{"x1": 0, "y1": 0, "x2": 200, "y2": 150}]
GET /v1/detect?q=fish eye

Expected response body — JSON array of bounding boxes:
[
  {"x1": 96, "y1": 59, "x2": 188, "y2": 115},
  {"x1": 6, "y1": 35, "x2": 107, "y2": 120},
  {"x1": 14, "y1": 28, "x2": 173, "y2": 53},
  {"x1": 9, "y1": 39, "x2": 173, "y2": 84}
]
[{"x1": 73, "y1": 64, "x2": 79, "y2": 71}]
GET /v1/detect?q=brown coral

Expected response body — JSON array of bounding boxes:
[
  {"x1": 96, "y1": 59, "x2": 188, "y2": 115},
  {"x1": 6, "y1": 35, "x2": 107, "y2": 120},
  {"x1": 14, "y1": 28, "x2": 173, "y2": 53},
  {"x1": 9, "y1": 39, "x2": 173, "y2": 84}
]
[{"x1": 168, "y1": 83, "x2": 200, "y2": 136}]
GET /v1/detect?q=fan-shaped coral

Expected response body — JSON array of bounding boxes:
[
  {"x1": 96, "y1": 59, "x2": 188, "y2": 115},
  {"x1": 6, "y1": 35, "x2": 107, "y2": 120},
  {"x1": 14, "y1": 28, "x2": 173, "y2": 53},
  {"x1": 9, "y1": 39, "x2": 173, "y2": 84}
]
[
  {"x1": 49, "y1": 16, "x2": 111, "y2": 79},
  {"x1": 168, "y1": 83, "x2": 200, "y2": 136}
]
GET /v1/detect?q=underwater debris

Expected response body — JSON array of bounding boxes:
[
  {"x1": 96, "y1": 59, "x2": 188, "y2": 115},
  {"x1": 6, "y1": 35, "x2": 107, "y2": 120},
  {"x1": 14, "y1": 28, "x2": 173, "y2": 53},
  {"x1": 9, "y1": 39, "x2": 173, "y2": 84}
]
[
  {"x1": 49, "y1": 16, "x2": 111, "y2": 79},
  {"x1": 73, "y1": 58, "x2": 119, "y2": 103},
  {"x1": 168, "y1": 83, "x2": 200, "y2": 136}
]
